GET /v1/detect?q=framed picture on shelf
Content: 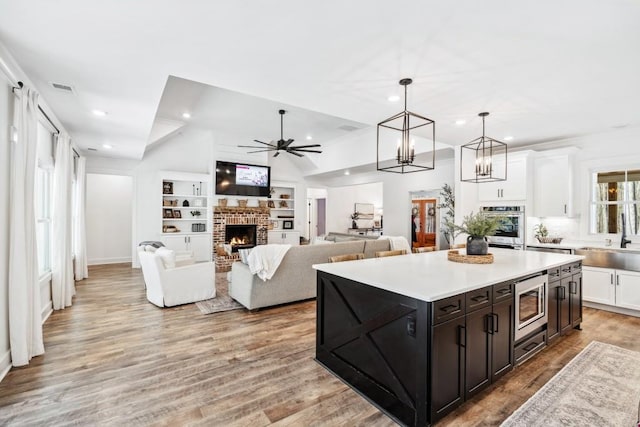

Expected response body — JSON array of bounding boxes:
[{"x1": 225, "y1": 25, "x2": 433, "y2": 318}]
[
  {"x1": 163, "y1": 208, "x2": 173, "y2": 218},
  {"x1": 374, "y1": 219, "x2": 381, "y2": 228},
  {"x1": 283, "y1": 220, "x2": 294, "y2": 229},
  {"x1": 173, "y1": 210, "x2": 182, "y2": 218},
  {"x1": 163, "y1": 181, "x2": 173, "y2": 194}
]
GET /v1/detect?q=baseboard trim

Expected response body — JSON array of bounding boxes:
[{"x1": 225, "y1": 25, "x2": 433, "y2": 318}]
[
  {"x1": 584, "y1": 301, "x2": 640, "y2": 318},
  {"x1": 41, "y1": 300, "x2": 53, "y2": 324},
  {"x1": 88, "y1": 257, "x2": 131, "y2": 265},
  {"x1": 0, "y1": 349, "x2": 11, "y2": 383}
]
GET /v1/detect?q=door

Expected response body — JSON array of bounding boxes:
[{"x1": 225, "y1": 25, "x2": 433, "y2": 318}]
[
  {"x1": 547, "y1": 280, "x2": 560, "y2": 342},
  {"x1": 559, "y1": 277, "x2": 572, "y2": 335},
  {"x1": 162, "y1": 235, "x2": 187, "y2": 252},
  {"x1": 465, "y1": 306, "x2": 491, "y2": 399},
  {"x1": 431, "y1": 316, "x2": 465, "y2": 420},
  {"x1": 411, "y1": 199, "x2": 436, "y2": 249},
  {"x1": 582, "y1": 267, "x2": 616, "y2": 305},
  {"x1": 189, "y1": 235, "x2": 211, "y2": 262},
  {"x1": 491, "y1": 298, "x2": 514, "y2": 382},
  {"x1": 569, "y1": 272, "x2": 582, "y2": 327},
  {"x1": 317, "y1": 198, "x2": 326, "y2": 236},
  {"x1": 616, "y1": 270, "x2": 640, "y2": 311}
]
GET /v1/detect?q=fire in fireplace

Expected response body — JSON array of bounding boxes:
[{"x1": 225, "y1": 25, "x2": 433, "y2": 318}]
[{"x1": 225, "y1": 224, "x2": 257, "y2": 252}]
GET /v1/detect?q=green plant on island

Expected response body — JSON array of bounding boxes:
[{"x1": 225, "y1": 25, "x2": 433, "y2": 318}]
[
  {"x1": 534, "y1": 223, "x2": 548, "y2": 239},
  {"x1": 446, "y1": 211, "x2": 503, "y2": 238}
]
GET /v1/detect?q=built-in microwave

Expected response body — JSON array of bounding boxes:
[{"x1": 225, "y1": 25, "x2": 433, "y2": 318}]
[
  {"x1": 480, "y1": 206, "x2": 525, "y2": 249},
  {"x1": 514, "y1": 274, "x2": 548, "y2": 342}
]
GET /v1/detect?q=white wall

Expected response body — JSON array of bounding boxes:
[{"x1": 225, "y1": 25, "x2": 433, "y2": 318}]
[
  {"x1": 0, "y1": 77, "x2": 13, "y2": 379},
  {"x1": 325, "y1": 182, "x2": 383, "y2": 233},
  {"x1": 86, "y1": 174, "x2": 134, "y2": 265}
]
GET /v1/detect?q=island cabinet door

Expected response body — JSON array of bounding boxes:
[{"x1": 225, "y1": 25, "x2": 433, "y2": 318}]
[
  {"x1": 490, "y1": 297, "x2": 514, "y2": 382},
  {"x1": 547, "y1": 280, "x2": 561, "y2": 343},
  {"x1": 569, "y1": 271, "x2": 582, "y2": 328},
  {"x1": 464, "y1": 306, "x2": 492, "y2": 400},
  {"x1": 430, "y1": 315, "x2": 465, "y2": 422},
  {"x1": 559, "y1": 277, "x2": 572, "y2": 335}
]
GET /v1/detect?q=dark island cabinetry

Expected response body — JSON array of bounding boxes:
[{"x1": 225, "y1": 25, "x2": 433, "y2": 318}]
[{"x1": 548, "y1": 262, "x2": 582, "y2": 343}]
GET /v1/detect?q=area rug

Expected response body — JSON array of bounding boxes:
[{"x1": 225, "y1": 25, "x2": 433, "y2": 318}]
[
  {"x1": 501, "y1": 341, "x2": 640, "y2": 426},
  {"x1": 196, "y1": 273, "x2": 244, "y2": 314}
]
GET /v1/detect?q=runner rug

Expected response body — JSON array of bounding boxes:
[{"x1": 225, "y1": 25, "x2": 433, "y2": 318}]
[{"x1": 501, "y1": 341, "x2": 640, "y2": 426}]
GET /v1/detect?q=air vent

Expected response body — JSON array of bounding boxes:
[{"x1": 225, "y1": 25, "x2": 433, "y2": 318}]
[
  {"x1": 338, "y1": 125, "x2": 360, "y2": 132},
  {"x1": 49, "y1": 82, "x2": 76, "y2": 95},
  {"x1": 87, "y1": 148, "x2": 98, "y2": 151}
]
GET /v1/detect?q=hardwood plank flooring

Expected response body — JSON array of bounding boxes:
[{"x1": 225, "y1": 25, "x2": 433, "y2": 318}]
[{"x1": 0, "y1": 263, "x2": 638, "y2": 426}]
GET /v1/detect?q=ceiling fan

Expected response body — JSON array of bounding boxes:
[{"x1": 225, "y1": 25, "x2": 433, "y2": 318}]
[{"x1": 239, "y1": 109, "x2": 322, "y2": 157}]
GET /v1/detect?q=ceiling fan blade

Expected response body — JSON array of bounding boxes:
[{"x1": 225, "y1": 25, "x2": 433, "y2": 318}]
[
  {"x1": 291, "y1": 149, "x2": 322, "y2": 153},
  {"x1": 247, "y1": 149, "x2": 276, "y2": 153},
  {"x1": 282, "y1": 138, "x2": 295, "y2": 148},
  {"x1": 289, "y1": 144, "x2": 322, "y2": 149},
  {"x1": 287, "y1": 150, "x2": 304, "y2": 157},
  {"x1": 238, "y1": 145, "x2": 270, "y2": 148},
  {"x1": 253, "y1": 139, "x2": 277, "y2": 148},
  {"x1": 273, "y1": 151, "x2": 280, "y2": 157}
]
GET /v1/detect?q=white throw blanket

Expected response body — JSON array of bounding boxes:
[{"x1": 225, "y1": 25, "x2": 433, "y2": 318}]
[
  {"x1": 247, "y1": 244, "x2": 291, "y2": 281},
  {"x1": 378, "y1": 235, "x2": 412, "y2": 253}
]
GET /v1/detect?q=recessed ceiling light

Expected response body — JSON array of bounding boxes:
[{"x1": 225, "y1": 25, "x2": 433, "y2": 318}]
[
  {"x1": 388, "y1": 95, "x2": 400, "y2": 102},
  {"x1": 182, "y1": 112, "x2": 191, "y2": 119},
  {"x1": 344, "y1": 171, "x2": 350, "y2": 176},
  {"x1": 102, "y1": 144, "x2": 112, "y2": 149},
  {"x1": 455, "y1": 119, "x2": 466, "y2": 126},
  {"x1": 504, "y1": 136, "x2": 514, "y2": 141},
  {"x1": 306, "y1": 135, "x2": 312, "y2": 140},
  {"x1": 92, "y1": 109, "x2": 107, "y2": 117}
]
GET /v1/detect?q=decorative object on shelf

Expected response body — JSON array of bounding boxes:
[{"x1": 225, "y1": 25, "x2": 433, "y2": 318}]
[
  {"x1": 350, "y1": 212, "x2": 359, "y2": 229},
  {"x1": 190, "y1": 210, "x2": 201, "y2": 217},
  {"x1": 446, "y1": 211, "x2": 502, "y2": 255},
  {"x1": 438, "y1": 183, "x2": 460, "y2": 249},
  {"x1": 258, "y1": 200, "x2": 268, "y2": 208},
  {"x1": 183, "y1": 200, "x2": 190, "y2": 207},
  {"x1": 237, "y1": 199, "x2": 248, "y2": 208},
  {"x1": 283, "y1": 220, "x2": 294, "y2": 229},
  {"x1": 238, "y1": 109, "x2": 323, "y2": 157},
  {"x1": 163, "y1": 208, "x2": 174, "y2": 218},
  {"x1": 163, "y1": 199, "x2": 172, "y2": 206},
  {"x1": 460, "y1": 112, "x2": 508, "y2": 183},
  {"x1": 268, "y1": 200, "x2": 275, "y2": 208},
  {"x1": 173, "y1": 210, "x2": 182, "y2": 218},
  {"x1": 191, "y1": 223, "x2": 206, "y2": 232},
  {"x1": 447, "y1": 250, "x2": 494, "y2": 264},
  {"x1": 162, "y1": 225, "x2": 179, "y2": 233},
  {"x1": 377, "y1": 78, "x2": 435, "y2": 174},
  {"x1": 163, "y1": 181, "x2": 173, "y2": 194},
  {"x1": 194, "y1": 199, "x2": 203, "y2": 207},
  {"x1": 218, "y1": 198, "x2": 228, "y2": 207},
  {"x1": 280, "y1": 194, "x2": 290, "y2": 199},
  {"x1": 279, "y1": 200, "x2": 288, "y2": 208},
  {"x1": 192, "y1": 183, "x2": 202, "y2": 196}
]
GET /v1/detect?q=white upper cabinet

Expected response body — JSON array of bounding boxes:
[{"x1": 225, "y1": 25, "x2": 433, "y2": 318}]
[
  {"x1": 533, "y1": 148, "x2": 578, "y2": 217},
  {"x1": 478, "y1": 152, "x2": 530, "y2": 202}
]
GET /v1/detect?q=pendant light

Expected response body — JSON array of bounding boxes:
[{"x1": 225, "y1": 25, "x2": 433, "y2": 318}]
[
  {"x1": 377, "y1": 78, "x2": 435, "y2": 173},
  {"x1": 460, "y1": 112, "x2": 507, "y2": 183}
]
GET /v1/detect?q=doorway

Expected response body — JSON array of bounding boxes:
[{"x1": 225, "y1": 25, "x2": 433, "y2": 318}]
[
  {"x1": 307, "y1": 188, "x2": 328, "y2": 239},
  {"x1": 411, "y1": 197, "x2": 438, "y2": 249}
]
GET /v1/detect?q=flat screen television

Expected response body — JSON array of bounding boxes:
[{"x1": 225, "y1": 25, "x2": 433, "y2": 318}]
[{"x1": 215, "y1": 160, "x2": 271, "y2": 197}]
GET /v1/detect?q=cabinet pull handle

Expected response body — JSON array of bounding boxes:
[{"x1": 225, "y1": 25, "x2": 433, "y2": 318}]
[
  {"x1": 616, "y1": 275, "x2": 620, "y2": 286},
  {"x1": 497, "y1": 189, "x2": 500, "y2": 198},
  {"x1": 485, "y1": 314, "x2": 494, "y2": 335},
  {"x1": 497, "y1": 288, "x2": 511, "y2": 295},
  {"x1": 523, "y1": 342, "x2": 539, "y2": 352},
  {"x1": 440, "y1": 304, "x2": 460, "y2": 314},
  {"x1": 569, "y1": 281, "x2": 577, "y2": 294},
  {"x1": 564, "y1": 204, "x2": 567, "y2": 214},
  {"x1": 493, "y1": 313, "x2": 499, "y2": 333},
  {"x1": 458, "y1": 325, "x2": 466, "y2": 347},
  {"x1": 471, "y1": 295, "x2": 489, "y2": 303},
  {"x1": 611, "y1": 274, "x2": 614, "y2": 285}
]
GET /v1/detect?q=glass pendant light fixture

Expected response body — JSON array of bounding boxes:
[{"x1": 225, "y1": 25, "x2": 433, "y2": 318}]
[
  {"x1": 460, "y1": 112, "x2": 507, "y2": 183},
  {"x1": 377, "y1": 78, "x2": 435, "y2": 173}
]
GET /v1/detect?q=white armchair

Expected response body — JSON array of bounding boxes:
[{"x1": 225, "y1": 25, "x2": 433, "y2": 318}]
[{"x1": 138, "y1": 250, "x2": 215, "y2": 307}]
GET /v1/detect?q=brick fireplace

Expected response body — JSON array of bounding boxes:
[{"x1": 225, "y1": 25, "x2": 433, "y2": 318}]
[{"x1": 213, "y1": 206, "x2": 270, "y2": 272}]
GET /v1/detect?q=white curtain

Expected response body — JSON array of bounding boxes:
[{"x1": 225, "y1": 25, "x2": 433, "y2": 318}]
[
  {"x1": 73, "y1": 156, "x2": 88, "y2": 280},
  {"x1": 51, "y1": 132, "x2": 75, "y2": 309},
  {"x1": 8, "y1": 87, "x2": 45, "y2": 366}
]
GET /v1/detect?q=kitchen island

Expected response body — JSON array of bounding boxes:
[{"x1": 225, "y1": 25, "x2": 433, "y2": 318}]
[{"x1": 313, "y1": 248, "x2": 584, "y2": 426}]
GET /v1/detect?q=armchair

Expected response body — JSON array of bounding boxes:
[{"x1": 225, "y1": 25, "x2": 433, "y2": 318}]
[{"x1": 138, "y1": 250, "x2": 215, "y2": 307}]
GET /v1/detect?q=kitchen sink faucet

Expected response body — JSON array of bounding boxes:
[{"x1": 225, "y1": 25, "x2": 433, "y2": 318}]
[{"x1": 621, "y1": 213, "x2": 632, "y2": 248}]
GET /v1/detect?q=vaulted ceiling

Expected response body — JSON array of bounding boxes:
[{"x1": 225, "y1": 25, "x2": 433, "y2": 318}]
[{"x1": 1, "y1": 0, "x2": 638, "y2": 161}]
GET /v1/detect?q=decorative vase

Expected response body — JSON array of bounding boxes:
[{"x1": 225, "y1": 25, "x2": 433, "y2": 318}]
[{"x1": 466, "y1": 235, "x2": 488, "y2": 255}]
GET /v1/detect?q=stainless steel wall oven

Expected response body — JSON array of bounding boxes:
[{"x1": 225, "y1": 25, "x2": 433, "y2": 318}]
[{"x1": 480, "y1": 206, "x2": 525, "y2": 249}]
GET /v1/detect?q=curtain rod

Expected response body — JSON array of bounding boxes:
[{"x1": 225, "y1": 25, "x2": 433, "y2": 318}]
[{"x1": 13, "y1": 80, "x2": 80, "y2": 159}]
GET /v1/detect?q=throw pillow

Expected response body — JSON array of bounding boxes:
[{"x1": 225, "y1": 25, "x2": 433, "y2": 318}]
[
  {"x1": 144, "y1": 245, "x2": 158, "y2": 252},
  {"x1": 155, "y1": 247, "x2": 176, "y2": 269},
  {"x1": 238, "y1": 248, "x2": 252, "y2": 264}
]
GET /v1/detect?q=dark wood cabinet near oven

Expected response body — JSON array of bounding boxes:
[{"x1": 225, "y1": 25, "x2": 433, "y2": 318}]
[{"x1": 548, "y1": 262, "x2": 582, "y2": 344}]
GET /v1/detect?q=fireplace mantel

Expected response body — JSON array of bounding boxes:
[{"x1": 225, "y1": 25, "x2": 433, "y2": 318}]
[{"x1": 213, "y1": 207, "x2": 270, "y2": 272}]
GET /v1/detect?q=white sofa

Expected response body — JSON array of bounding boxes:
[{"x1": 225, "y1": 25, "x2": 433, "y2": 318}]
[
  {"x1": 138, "y1": 248, "x2": 216, "y2": 307},
  {"x1": 230, "y1": 239, "x2": 391, "y2": 310}
]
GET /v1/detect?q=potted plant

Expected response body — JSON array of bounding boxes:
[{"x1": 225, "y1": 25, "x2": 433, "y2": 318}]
[
  {"x1": 438, "y1": 183, "x2": 461, "y2": 249},
  {"x1": 190, "y1": 210, "x2": 202, "y2": 218},
  {"x1": 447, "y1": 211, "x2": 503, "y2": 255}
]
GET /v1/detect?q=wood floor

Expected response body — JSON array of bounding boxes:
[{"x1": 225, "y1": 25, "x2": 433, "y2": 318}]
[{"x1": 0, "y1": 264, "x2": 639, "y2": 426}]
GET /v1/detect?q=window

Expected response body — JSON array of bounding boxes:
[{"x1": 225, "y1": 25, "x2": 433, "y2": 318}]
[
  {"x1": 590, "y1": 169, "x2": 640, "y2": 235},
  {"x1": 36, "y1": 166, "x2": 52, "y2": 276}
]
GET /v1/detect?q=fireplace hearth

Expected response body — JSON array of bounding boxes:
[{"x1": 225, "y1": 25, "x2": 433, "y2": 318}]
[{"x1": 225, "y1": 224, "x2": 257, "y2": 252}]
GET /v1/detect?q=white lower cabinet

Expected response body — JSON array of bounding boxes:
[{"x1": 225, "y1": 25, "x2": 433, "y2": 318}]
[
  {"x1": 162, "y1": 234, "x2": 211, "y2": 262},
  {"x1": 583, "y1": 266, "x2": 640, "y2": 311},
  {"x1": 268, "y1": 231, "x2": 300, "y2": 245}
]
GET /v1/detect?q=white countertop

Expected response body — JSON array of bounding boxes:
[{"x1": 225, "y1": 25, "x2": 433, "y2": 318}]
[
  {"x1": 313, "y1": 248, "x2": 583, "y2": 302},
  {"x1": 526, "y1": 240, "x2": 640, "y2": 252}
]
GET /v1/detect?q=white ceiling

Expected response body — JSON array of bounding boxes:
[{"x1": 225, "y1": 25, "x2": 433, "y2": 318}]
[{"x1": 1, "y1": 0, "x2": 639, "y2": 161}]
